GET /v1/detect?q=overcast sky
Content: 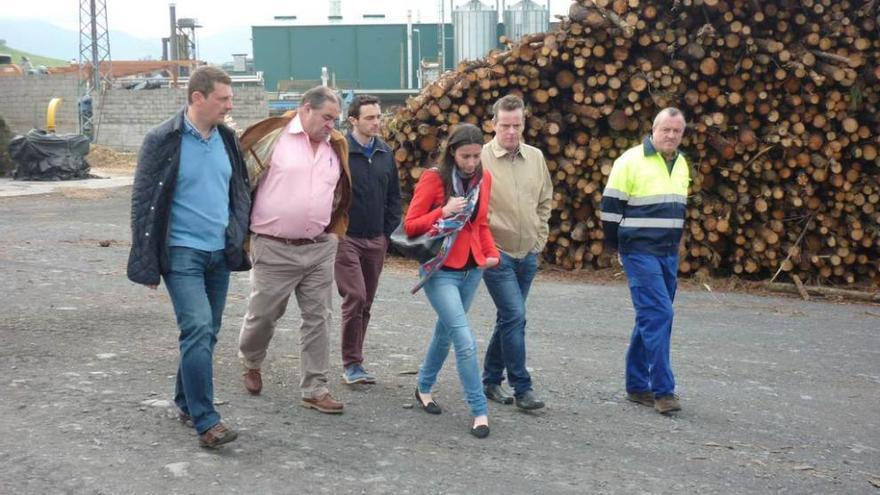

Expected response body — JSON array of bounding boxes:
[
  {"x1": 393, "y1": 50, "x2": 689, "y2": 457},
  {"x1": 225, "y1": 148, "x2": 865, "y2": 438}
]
[{"x1": 6, "y1": 0, "x2": 569, "y2": 38}]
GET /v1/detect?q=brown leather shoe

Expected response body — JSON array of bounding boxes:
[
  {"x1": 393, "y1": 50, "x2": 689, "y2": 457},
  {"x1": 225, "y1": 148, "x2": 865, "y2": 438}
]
[
  {"x1": 626, "y1": 391, "x2": 655, "y2": 407},
  {"x1": 177, "y1": 409, "x2": 194, "y2": 428},
  {"x1": 301, "y1": 392, "x2": 344, "y2": 414},
  {"x1": 243, "y1": 368, "x2": 262, "y2": 395},
  {"x1": 198, "y1": 422, "x2": 238, "y2": 449},
  {"x1": 654, "y1": 394, "x2": 682, "y2": 414}
]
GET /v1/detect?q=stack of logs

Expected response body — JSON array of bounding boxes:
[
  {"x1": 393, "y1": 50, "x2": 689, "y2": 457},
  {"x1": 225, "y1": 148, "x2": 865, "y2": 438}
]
[{"x1": 384, "y1": 0, "x2": 880, "y2": 287}]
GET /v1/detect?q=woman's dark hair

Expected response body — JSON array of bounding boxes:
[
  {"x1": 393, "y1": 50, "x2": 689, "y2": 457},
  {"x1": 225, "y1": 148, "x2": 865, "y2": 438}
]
[{"x1": 437, "y1": 123, "x2": 485, "y2": 200}]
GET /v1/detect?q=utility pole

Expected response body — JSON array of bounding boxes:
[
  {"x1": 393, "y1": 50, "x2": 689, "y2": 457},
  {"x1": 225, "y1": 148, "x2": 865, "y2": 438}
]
[
  {"x1": 407, "y1": 10, "x2": 413, "y2": 89},
  {"x1": 78, "y1": 0, "x2": 112, "y2": 140},
  {"x1": 438, "y1": 0, "x2": 444, "y2": 72}
]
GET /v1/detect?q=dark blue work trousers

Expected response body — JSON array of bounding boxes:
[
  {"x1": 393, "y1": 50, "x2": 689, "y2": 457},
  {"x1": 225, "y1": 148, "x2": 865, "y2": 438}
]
[{"x1": 620, "y1": 253, "x2": 678, "y2": 397}]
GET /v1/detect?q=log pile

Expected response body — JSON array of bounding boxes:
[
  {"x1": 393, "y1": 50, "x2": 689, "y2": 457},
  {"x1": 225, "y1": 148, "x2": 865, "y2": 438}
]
[{"x1": 384, "y1": 0, "x2": 880, "y2": 287}]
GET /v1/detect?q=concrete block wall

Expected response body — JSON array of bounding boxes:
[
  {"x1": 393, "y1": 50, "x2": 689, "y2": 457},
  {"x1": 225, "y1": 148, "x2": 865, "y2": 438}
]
[
  {"x1": 228, "y1": 86, "x2": 270, "y2": 130},
  {"x1": 94, "y1": 88, "x2": 186, "y2": 152},
  {"x1": 0, "y1": 75, "x2": 269, "y2": 152},
  {"x1": 96, "y1": 85, "x2": 269, "y2": 152},
  {"x1": 0, "y1": 74, "x2": 80, "y2": 135}
]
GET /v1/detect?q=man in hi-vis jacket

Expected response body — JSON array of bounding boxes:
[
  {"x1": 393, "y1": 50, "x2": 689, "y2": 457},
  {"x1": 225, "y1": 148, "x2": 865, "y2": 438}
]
[{"x1": 600, "y1": 107, "x2": 689, "y2": 415}]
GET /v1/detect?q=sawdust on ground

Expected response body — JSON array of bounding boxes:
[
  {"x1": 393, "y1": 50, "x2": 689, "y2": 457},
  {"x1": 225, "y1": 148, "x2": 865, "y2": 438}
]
[{"x1": 88, "y1": 145, "x2": 137, "y2": 171}]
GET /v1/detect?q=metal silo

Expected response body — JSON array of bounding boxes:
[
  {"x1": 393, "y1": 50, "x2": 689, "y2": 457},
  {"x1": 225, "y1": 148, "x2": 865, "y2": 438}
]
[
  {"x1": 503, "y1": 0, "x2": 548, "y2": 42},
  {"x1": 453, "y1": 0, "x2": 498, "y2": 64}
]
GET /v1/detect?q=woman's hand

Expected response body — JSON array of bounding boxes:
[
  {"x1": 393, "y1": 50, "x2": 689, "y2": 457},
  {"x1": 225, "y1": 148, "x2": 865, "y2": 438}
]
[
  {"x1": 441, "y1": 196, "x2": 468, "y2": 217},
  {"x1": 483, "y1": 257, "x2": 499, "y2": 269}
]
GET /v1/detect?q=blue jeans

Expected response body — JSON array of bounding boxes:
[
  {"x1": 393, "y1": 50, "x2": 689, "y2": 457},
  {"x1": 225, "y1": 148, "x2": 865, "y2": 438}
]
[
  {"x1": 163, "y1": 247, "x2": 230, "y2": 434},
  {"x1": 481, "y1": 251, "x2": 538, "y2": 395},
  {"x1": 418, "y1": 268, "x2": 488, "y2": 417},
  {"x1": 620, "y1": 253, "x2": 678, "y2": 397}
]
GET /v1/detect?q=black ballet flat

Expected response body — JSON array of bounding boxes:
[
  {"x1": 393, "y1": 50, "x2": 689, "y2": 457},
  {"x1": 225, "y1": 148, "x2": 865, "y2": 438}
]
[
  {"x1": 470, "y1": 424, "x2": 490, "y2": 439},
  {"x1": 414, "y1": 388, "x2": 442, "y2": 415}
]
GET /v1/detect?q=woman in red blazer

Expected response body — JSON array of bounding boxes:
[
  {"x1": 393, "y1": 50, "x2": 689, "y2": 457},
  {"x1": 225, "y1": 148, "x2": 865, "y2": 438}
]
[{"x1": 404, "y1": 124, "x2": 499, "y2": 438}]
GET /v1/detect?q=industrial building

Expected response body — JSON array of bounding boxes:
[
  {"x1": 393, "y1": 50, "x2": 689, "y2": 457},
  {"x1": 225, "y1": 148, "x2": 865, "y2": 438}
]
[
  {"x1": 253, "y1": 22, "x2": 453, "y2": 92},
  {"x1": 252, "y1": 0, "x2": 551, "y2": 93}
]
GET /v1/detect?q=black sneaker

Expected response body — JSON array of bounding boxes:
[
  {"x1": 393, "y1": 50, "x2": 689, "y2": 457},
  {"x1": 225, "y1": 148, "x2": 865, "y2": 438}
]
[
  {"x1": 515, "y1": 390, "x2": 545, "y2": 411},
  {"x1": 484, "y1": 383, "x2": 514, "y2": 405}
]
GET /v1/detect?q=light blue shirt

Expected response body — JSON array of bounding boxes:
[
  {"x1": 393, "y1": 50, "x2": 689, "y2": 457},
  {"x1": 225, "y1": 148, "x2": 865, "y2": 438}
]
[{"x1": 168, "y1": 114, "x2": 232, "y2": 251}]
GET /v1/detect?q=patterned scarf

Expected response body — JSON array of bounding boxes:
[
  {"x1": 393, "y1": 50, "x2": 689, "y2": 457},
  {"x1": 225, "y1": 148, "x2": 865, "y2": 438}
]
[{"x1": 411, "y1": 168, "x2": 482, "y2": 294}]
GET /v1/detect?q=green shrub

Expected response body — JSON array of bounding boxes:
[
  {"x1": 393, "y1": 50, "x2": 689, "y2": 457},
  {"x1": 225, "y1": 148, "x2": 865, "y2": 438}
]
[{"x1": 0, "y1": 116, "x2": 12, "y2": 176}]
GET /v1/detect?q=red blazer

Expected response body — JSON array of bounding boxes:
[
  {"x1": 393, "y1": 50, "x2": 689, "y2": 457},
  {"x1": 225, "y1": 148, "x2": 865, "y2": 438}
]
[{"x1": 404, "y1": 169, "x2": 499, "y2": 268}]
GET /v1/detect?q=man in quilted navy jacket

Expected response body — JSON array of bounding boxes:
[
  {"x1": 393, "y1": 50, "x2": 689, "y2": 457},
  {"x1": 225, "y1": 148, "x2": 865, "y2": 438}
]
[
  {"x1": 335, "y1": 95, "x2": 401, "y2": 386},
  {"x1": 126, "y1": 66, "x2": 251, "y2": 448}
]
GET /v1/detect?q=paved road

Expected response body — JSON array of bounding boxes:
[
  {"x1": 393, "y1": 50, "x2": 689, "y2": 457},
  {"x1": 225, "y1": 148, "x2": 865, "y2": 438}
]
[
  {"x1": 1, "y1": 187, "x2": 878, "y2": 494},
  {"x1": 0, "y1": 168, "x2": 133, "y2": 198}
]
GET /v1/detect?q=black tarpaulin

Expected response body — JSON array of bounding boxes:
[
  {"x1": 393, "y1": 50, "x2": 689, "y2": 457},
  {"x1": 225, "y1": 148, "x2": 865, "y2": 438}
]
[{"x1": 9, "y1": 130, "x2": 92, "y2": 181}]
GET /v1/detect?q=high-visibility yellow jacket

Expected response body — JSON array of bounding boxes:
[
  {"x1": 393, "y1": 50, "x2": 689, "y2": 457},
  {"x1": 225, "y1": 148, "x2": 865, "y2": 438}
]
[{"x1": 600, "y1": 138, "x2": 690, "y2": 256}]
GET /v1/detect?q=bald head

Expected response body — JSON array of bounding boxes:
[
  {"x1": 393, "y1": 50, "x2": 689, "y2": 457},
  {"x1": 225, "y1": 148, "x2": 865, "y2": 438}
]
[{"x1": 653, "y1": 108, "x2": 685, "y2": 129}]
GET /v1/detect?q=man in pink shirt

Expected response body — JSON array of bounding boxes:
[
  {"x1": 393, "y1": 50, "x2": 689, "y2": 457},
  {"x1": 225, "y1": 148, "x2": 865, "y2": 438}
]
[{"x1": 238, "y1": 86, "x2": 352, "y2": 414}]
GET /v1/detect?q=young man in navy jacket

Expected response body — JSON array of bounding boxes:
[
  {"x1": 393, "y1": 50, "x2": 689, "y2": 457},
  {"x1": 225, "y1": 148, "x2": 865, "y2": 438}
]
[{"x1": 335, "y1": 95, "x2": 401, "y2": 385}]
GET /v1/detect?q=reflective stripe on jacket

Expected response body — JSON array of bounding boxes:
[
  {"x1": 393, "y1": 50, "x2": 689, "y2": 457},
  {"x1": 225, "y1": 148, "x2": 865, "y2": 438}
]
[{"x1": 600, "y1": 138, "x2": 690, "y2": 256}]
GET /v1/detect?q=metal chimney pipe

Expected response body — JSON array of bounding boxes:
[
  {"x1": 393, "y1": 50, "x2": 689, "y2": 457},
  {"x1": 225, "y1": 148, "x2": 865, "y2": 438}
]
[{"x1": 169, "y1": 3, "x2": 178, "y2": 61}]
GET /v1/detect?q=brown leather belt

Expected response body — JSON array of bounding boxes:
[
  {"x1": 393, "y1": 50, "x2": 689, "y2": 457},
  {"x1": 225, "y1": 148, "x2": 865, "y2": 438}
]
[{"x1": 256, "y1": 233, "x2": 324, "y2": 246}]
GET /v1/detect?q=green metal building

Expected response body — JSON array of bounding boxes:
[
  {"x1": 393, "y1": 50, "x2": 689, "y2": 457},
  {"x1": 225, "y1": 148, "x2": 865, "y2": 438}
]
[{"x1": 253, "y1": 23, "x2": 499, "y2": 92}]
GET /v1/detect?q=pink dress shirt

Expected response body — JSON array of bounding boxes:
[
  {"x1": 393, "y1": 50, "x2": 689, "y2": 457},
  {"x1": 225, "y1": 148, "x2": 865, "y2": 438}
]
[{"x1": 250, "y1": 115, "x2": 341, "y2": 240}]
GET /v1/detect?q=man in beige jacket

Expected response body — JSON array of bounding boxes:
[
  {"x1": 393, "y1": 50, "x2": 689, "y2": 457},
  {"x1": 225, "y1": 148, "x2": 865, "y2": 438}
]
[{"x1": 480, "y1": 94, "x2": 553, "y2": 410}]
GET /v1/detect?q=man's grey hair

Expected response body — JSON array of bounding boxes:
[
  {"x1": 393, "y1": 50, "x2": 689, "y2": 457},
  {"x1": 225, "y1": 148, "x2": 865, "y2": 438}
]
[
  {"x1": 653, "y1": 107, "x2": 685, "y2": 128},
  {"x1": 492, "y1": 94, "x2": 525, "y2": 120},
  {"x1": 301, "y1": 86, "x2": 341, "y2": 110}
]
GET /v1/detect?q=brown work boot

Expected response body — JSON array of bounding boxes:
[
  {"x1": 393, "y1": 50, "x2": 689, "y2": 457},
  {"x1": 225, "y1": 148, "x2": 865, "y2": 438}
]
[
  {"x1": 198, "y1": 422, "x2": 238, "y2": 449},
  {"x1": 626, "y1": 391, "x2": 655, "y2": 407},
  {"x1": 177, "y1": 409, "x2": 194, "y2": 428},
  {"x1": 243, "y1": 368, "x2": 262, "y2": 395},
  {"x1": 301, "y1": 392, "x2": 344, "y2": 414},
  {"x1": 654, "y1": 395, "x2": 682, "y2": 414}
]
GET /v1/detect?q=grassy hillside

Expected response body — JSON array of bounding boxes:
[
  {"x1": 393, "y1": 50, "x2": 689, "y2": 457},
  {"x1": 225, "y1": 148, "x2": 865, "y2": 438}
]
[{"x1": 0, "y1": 42, "x2": 69, "y2": 68}]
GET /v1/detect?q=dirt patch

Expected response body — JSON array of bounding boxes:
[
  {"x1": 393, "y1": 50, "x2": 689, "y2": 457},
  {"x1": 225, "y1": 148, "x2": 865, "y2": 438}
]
[
  {"x1": 384, "y1": 254, "x2": 877, "y2": 304},
  {"x1": 59, "y1": 238, "x2": 130, "y2": 247},
  {"x1": 59, "y1": 188, "x2": 113, "y2": 200},
  {"x1": 88, "y1": 145, "x2": 137, "y2": 171}
]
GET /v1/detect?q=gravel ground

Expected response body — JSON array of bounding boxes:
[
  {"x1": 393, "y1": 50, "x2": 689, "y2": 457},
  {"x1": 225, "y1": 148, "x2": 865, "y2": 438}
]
[{"x1": 1, "y1": 187, "x2": 878, "y2": 494}]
